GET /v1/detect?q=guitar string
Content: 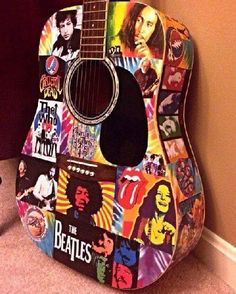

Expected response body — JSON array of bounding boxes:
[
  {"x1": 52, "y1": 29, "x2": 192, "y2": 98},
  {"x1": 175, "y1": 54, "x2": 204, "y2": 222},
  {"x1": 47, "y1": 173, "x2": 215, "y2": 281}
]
[
  {"x1": 94, "y1": 0, "x2": 106, "y2": 118},
  {"x1": 75, "y1": 4, "x2": 84, "y2": 122},
  {"x1": 90, "y1": 0, "x2": 107, "y2": 119},
  {"x1": 79, "y1": 1, "x2": 90, "y2": 120},
  {"x1": 90, "y1": 0, "x2": 102, "y2": 118},
  {"x1": 80, "y1": 2, "x2": 87, "y2": 119},
  {"x1": 75, "y1": 0, "x2": 108, "y2": 122},
  {"x1": 71, "y1": 7, "x2": 81, "y2": 156},
  {"x1": 90, "y1": 3, "x2": 99, "y2": 119},
  {"x1": 96, "y1": 1, "x2": 105, "y2": 118},
  {"x1": 80, "y1": 2, "x2": 88, "y2": 119},
  {"x1": 87, "y1": 1, "x2": 93, "y2": 118}
]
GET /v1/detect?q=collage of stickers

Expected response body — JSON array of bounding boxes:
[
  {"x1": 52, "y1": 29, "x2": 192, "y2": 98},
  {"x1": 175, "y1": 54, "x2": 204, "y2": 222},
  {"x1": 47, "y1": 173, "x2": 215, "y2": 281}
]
[{"x1": 16, "y1": 1, "x2": 205, "y2": 290}]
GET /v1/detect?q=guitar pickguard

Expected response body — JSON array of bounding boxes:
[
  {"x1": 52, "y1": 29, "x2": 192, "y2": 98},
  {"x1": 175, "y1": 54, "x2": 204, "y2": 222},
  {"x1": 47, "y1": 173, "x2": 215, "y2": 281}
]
[{"x1": 16, "y1": 1, "x2": 205, "y2": 290}]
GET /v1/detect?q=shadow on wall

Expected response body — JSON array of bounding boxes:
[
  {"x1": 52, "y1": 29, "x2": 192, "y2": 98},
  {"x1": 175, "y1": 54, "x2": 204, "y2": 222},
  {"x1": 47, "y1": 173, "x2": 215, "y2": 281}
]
[
  {"x1": 185, "y1": 41, "x2": 217, "y2": 234},
  {"x1": 0, "y1": 0, "x2": 79, "y2": 160}
]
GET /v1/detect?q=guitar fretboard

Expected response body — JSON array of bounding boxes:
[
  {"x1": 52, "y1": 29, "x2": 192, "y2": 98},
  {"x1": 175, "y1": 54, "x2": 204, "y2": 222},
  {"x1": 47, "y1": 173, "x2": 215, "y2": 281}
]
[{"x1": 80, "y1": 0, "x2": 108, "y2": 59}]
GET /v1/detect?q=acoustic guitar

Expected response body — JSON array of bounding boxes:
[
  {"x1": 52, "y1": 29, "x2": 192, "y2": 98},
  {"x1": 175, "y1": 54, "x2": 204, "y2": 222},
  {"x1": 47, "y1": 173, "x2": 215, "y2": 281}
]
[{"x1": 16, "y1": 0, "x2": 205, "y2": 289}]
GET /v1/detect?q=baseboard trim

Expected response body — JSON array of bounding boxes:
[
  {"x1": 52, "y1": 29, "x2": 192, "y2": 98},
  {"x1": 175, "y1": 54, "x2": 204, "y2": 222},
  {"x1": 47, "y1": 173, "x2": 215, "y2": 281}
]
[{"x1": 193, "y1": 227, "x2": 236, "y2": 291}]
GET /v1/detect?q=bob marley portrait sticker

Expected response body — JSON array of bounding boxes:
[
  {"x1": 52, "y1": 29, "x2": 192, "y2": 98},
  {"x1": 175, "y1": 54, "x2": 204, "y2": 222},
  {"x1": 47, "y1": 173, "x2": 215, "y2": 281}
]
[{"x1": 107, "y1": 2, "x2": 164, "y2": 59}]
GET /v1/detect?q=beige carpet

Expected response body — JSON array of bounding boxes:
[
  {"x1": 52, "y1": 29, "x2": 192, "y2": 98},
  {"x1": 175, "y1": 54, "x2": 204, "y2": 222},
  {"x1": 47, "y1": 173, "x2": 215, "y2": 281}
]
[{"x1": 0, "y1": 158, "x2": 235, "y2": 294}]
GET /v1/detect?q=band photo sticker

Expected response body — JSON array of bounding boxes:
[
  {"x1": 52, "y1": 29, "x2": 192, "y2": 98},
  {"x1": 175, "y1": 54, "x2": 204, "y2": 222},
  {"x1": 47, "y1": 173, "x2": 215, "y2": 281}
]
[
  {"x1": 16, "y1": 155, "x2": 59, "y2": 212},
  {"x1": 107, "y1": 2, "x2": 164, "y2": 59},
  {"x1": 112, "y1": 56, "x2": 162, "y2": 101},
  {"x1": 159, "y1": 115, "x2": 182, "y2": 140},
  {"x1": 143, "y1": 153, "x2": 166, "y2": 177},
  {"x1": 174, "y1": 158, "x2": 203, "y2": 198},
  {"x1": 39, "y1": 6, "x2": 82, "y2": 62},
  {"x1": 162, "y1": 65, "x2": 186, "y2": 91},
  {"x1": 158, "y1": 91, "x2": 182, "y2": 115},
  {"x1": 164, "y1": 138, "x2": 188, "y2": 163},
  {"x1": 174, "y1": 193, "x2": 204, "y2": 261},
  {"x1": 30, "y1": 100, "x2": 63, "y2": 162},
  {"x1": 134, "y1": 57, "x2": 160, "y2": 99},
  {"x1": 66, "y1": 121, "x2": 98, "y2": 160},
  {"x1": 112, "y1": 237, "x2": 140, "y2": 289},
  {"x1": 91, "y1": 229, "x2": 117, "y2": 284}
]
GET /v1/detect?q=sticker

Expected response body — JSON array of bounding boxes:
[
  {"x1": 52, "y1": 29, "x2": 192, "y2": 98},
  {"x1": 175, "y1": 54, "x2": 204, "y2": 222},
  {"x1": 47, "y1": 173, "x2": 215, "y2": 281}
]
[
  {"x1": 166, "y1": 28, "x2": 184, "y2": 66},
  {"x1": 164, "y1": 16, "x2": 193, "y2": 69},
  {"x1": 107, "y1": 2, "x2": 164, "y2": 59},
  {"x1": 39, "y1": 56, "x2": 65, "y2": 101},
  {"x1": 175, "y1": 158, "x2": 196, "y2": 198},
  {"x1": 53, "y1": 212, "x2": 140, "y2": 288},
  {"x1": 131, "y1": 180, "x2": 176, "y2": 254},
  {"x1": 138, "y1": 246, "x2": 171, "y2": 288},
  {"x1": 143, "y1": 153, "x2": 166, "y2": 176},
  {"x1": 134, "y1": 58, "x2": 160, "y2": 99},
  {"x1": 16, "y1": 155, "x2": 58, "y2": 212},
  {"x1": 53, "y1": 213, "x2": 96, "y2": 276},
  {"x1": 159, "y1": 116, "x2": 182, "y2": 140},
  {"x1": 25, "y1": 206, "x2": 47, "y2": 240},
  {"x1": 158, "y1": 91, "x2": 182, "y2": 115},
  {"x1": 112, "y1": 262, "x2": 136, "y2": 289},
  {"x1": 22, "y1": 100, "x2": 63, "y2": 162},
  {"x1": 174, "y1": 193, "x2": 204, "y2": 261},
  {"x1": 164, "y1": 138, "x2": 188, "y2": 163},
  {"x1": 39, "y1": 8, "x2": 82, "y2": 62},
  {"x1": 162, "y1": 66, "x2": 186, "y2": 91},
  {"x1": 112, "y1": 167, "x2": 149, "y2": 238},
  {"x1": 67, "y1": 122, "x2": 97, "y2": 160},
  {"x1": 17, "y1": 202, "x2": 55, "y2": 257}
]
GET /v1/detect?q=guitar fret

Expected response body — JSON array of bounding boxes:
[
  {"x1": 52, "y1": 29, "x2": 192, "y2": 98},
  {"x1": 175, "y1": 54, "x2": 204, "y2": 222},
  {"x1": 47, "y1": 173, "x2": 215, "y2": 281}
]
[
  {"x1": 80, "y1": 52, "x2": 104, "y2": 59},
  {"x1": 84, "y1": 0, "x2": 106, "y2": 3},
  {"x1": 82, "y1": 34, "x2": 105, "y2": 39},
  {"x1": 83, "y1": 2, "x2": 106, "y2": 11},
  {"x1": 83, "y1": 10, "x2": 106, "y2": 14},
  {"x1": 81, "y1": 40, "x2": 105, "y2": 44},
  {"x1": 83, "y1": 22, "x2": 105, "y2": 30},
  {"x1": 82, "y1": 36, "x2": 104, "y2": 39},
  {"x1": 82, "y1": 28, "x2": 105, "y2": 31},
  {"x1": 83, "y1": 19, "x2": 105, "y2": 22},
  {"x1": 81, "y1": 46, "x2": 104, "y2": 53},
  {"x1": 81, "y1": 44, "x2": 104, "y2": 47},
  {"x1": 83, "y1": 11, "x2": 106, "y2": 21},
  {"x1": 81, "y1": 49, "x2": 105, "y2": 54}
]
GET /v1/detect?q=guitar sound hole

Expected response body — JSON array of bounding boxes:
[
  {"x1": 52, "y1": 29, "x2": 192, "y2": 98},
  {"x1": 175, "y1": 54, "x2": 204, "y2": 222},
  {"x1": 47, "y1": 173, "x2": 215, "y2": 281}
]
[{"x1": 66, "y1": 59, "x2": 118, "y2": 124}]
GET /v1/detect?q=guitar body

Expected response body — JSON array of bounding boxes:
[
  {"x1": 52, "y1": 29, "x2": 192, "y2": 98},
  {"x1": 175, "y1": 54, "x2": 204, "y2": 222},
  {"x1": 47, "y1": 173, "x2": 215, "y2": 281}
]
[{"x1": 16, "y1": 1, "x2": 205, "y2": 289}]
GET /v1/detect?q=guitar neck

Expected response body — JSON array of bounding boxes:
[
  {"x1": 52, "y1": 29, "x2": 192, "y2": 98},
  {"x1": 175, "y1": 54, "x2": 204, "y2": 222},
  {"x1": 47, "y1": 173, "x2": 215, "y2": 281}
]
[{"x1": 80, "y1": 0, "x2": 108, "y2": 59}]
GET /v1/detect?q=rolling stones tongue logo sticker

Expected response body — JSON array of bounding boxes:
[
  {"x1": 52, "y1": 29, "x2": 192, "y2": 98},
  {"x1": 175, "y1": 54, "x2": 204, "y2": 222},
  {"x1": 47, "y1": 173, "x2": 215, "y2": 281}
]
[
  {"x1": 166, "y1": 28, "x2": 184, "y2": 66},
  {"x1": 117, "y1": 168, "x2": 147, "y2": 209}
]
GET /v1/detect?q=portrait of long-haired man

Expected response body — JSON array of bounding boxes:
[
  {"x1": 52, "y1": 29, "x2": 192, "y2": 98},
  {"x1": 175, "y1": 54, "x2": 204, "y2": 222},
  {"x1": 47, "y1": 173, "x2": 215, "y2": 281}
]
[
  {"x1": 117, "y1": 3, "x2": 164, "y2": 58},
  {"x1": 66, "y1": 177, "x2": 103, "y2": 225}
]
